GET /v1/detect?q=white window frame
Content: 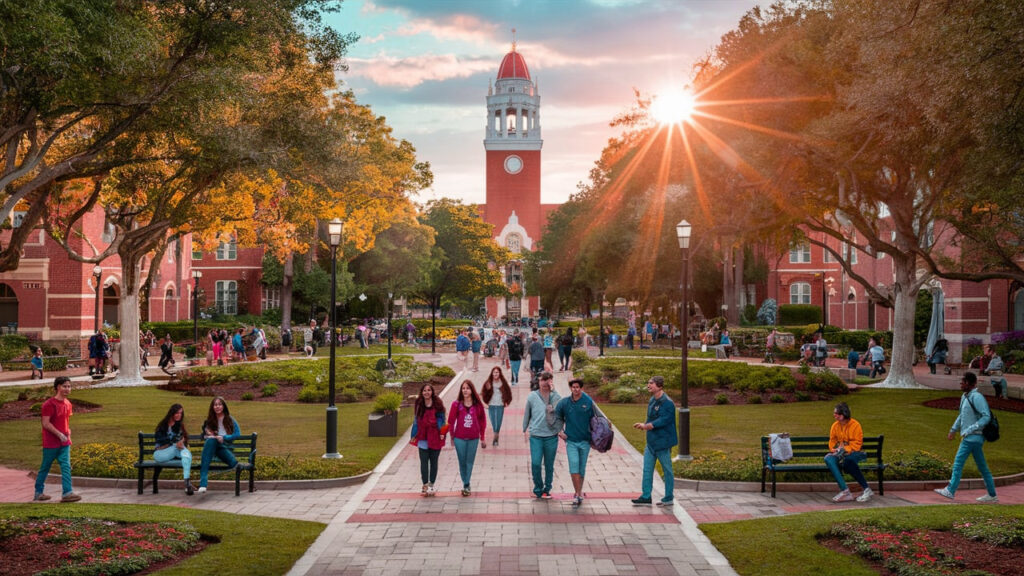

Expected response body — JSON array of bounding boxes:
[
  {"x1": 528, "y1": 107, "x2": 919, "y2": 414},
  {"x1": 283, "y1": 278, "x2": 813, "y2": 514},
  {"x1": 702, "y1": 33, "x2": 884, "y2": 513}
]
[
  {"x1": 215, "y1": 280, "x2": 238, "y2": 315},
  {"x1": 790, "y1": 282, "x2": 811, "y2": 304},
  {"x1": 261, "y1": 285, "x2": 281, "y2": 311},
  {"x1": 216, "y1": 238, "x2": 237, "y2": 261},
  {"x1": 789, "y1": 243, "x2": 811, "y2": 263}
]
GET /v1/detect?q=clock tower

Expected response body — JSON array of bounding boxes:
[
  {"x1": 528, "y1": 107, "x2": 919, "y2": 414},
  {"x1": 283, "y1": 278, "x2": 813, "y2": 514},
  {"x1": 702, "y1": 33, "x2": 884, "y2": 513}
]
[{"x1": 483, "y1": 40, "x2": 543, "y2": 321}]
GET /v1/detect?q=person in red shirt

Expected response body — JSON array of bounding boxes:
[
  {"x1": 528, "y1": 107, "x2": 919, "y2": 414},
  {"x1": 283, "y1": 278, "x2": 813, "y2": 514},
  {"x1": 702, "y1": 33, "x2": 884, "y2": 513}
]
[
  {"x1": 449, "y1": 380, "x2": 487, "y2": 496},
  {"x1": 411, "y1": 384, "x2": 447, "y2": 496},
  {"x1": 34, "y1": 377, "x2": 81, "y2": 502}
]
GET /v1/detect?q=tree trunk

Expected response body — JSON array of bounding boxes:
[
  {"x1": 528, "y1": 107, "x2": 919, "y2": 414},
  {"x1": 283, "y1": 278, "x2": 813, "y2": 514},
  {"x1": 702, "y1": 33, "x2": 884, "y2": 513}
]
[
  {"x1": 876, "y1": 254, "x2": 925, "y2": 389},
  {"x1": 99, "y1": 256, "x2": 148, "y2": 387},
  {"x1": 733, "y1": 246, "x2": 744, "y2": 324},
  {"x1": 281, "y1": 252, "x2": 294, "y2": 330}
]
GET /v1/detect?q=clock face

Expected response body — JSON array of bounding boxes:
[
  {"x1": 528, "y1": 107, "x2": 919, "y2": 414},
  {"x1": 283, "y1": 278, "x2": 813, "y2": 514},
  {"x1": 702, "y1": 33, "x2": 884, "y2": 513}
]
[{"x1": 504, "y1": 154, "x2": 523, "y2": 174}]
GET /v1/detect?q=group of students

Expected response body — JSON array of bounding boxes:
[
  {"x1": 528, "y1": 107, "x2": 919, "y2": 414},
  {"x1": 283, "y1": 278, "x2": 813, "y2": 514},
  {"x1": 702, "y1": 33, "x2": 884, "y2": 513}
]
[{"x1": 460, "y1": 327, "x2": 577, "y2": 382}]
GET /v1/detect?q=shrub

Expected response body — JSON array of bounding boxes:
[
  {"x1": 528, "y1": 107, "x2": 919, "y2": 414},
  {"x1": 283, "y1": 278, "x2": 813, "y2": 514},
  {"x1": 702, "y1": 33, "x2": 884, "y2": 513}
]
[
  {"x1": 769, "y1": 393, "x2": 785, "y2": 403},
  {"x1": 714, "y1": 393, "x2": 729, "y2": 405},
  {"x1": 886, "y1": 450, "x2": 952, "y2": 481},
  {"x1": 953, "y1": 517, "x2": 1024, "y2": 547},
  {"x1": 571, "y1": 348, "x2": 589, "y2": 369},
  {"x1": 795, "y1": 391, "x2": 811, "y2": 402},
  {"x1": 778, "y1": 304, "x2": 821, "y2": 325},
  {"x1": 73, "y1": 443, "x2": 137, "y2": 478},
  {"x1": 597, "y1": 381, "x2": 620, "y2": 399},
  {"x1": 746, "y1": 395, "x2": 762, "y2": 404},
  {"x1": 610, "y1": 387, "x2": 638, "y2": 403},
  {"x1": 674, "y1": 450, "x2": 760, "y2": 482},
  {"x1": 261, "y1": 383, "x2": 279, "y2": 397},
  {"x1": 433, "y1": 366, "x2": 456, "y2": 378},
  {"x1": 756, "y1": 299, "x2": 777, "y2": 326},
  {"x1": 0, "y1": 334, "x2": 29, "y2": 364},
  {"x1": 30, "y1": 402, "x2": 42, "y2": 413},
  {"x1": 372, "y1": 391, "x2": 403, "y2": 414},
  {"x1": 804, "y1": 369, "x2": 848, "y2": 395},
  {"x1": 339, "y1": 388, "x2": 360, "y2": 403},
  {"x1": 241, "y1": 392, "x2": 254, "y2": 401}
]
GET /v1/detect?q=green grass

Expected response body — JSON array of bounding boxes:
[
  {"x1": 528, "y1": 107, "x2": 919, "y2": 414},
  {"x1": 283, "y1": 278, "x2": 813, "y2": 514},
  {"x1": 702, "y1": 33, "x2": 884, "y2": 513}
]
[
  {"x1": 601, "y1": 388, "x2": 1024, "y2": 478},
  {"x1": 596, "y1": 347, "x2": 717, "y2": 359},
  {"x1": 0, "y1": 386, "x2": 413, "y2": 476},
  {"x1": 0, "y1": 503, "x2": 323, "y2": 576},
  {"x1": 700, "y1": 504, "x2": 1024, "y2": 576}
]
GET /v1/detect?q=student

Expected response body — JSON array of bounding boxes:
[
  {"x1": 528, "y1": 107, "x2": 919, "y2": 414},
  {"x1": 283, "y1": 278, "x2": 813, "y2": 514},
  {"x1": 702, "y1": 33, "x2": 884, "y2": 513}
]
[
  {"x1": 154, "y1": 403, "x2": 195, "y2": 495},
  {"x1": 558, "y1": 327, "x2": 575, "y2": 371},
  {"x1": 158, "y1": 334, "x2": 176, "y2": 373},
  {"x1": 34, "y1": 377, "x2": 81, "y2": 502},
  {"x1": 197, "y1": 396, "x2": 241, "y2": 494},
  {"x1": 825, "y1": 402, "x2": 873, "y2": 503},
  {"x1": 30, "y1": 347, "x2": 44, "y2": 380},
  {"x1": 506, "y1": 329, "x2": 524, "y2": 385},
  {"x1": 411, "y1": 384, "x2": 446, "y2": 496},
  {"x1": 631, "y1": 376, "x2": 677, "y2": 506},
  {"x1": 934, "y1": 372, "x2": 998, "y2": 502},
  {"x1": 556, "y1": 379, "x2": 596, "y2": 507},
  {"x1": 481, "y1": 366, "x2": 513, "y2": 446},
  {"x1": 449, "y1": 380, "x2": 487, "y2": 496},
  {"x1": 469, "y1": 330, "x2": 482, "y2": 372},
  {"x1": 523, "y1": 372, "x2": 561, "y2": 499}
]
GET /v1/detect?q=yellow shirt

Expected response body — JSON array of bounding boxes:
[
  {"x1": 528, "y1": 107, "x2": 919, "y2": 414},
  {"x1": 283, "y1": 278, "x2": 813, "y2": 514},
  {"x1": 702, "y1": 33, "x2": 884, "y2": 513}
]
[{"x1": 829, "y1": 418, "x2": 863, "y2": 453}]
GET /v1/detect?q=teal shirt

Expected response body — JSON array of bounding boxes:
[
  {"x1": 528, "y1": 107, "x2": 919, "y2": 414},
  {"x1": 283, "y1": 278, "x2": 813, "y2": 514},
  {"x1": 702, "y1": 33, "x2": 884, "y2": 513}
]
[{"x1": 555, "y1": 392, "x2": 595, "y2": 443}]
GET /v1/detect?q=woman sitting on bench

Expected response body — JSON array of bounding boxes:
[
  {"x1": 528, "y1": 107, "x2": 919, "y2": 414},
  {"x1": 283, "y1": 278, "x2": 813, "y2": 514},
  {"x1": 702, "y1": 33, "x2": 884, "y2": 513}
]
[
  {"x1": 826, "y1": 402, "x2": 873, "y2": 503},
  {"x1": 198, "y1": 396, "x2": 241, "y2": 494},
  {"x1": 153, "y1": 403, "x2": 195, "y2": 495}
]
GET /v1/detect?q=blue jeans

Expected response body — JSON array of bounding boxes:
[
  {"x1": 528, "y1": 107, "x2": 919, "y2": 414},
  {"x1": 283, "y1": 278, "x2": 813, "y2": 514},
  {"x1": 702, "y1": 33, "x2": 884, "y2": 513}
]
[
  {"x1": 36, "y1": 446, "x2": 73, "y2": 496},
  {"x1": 565, "y1": 440, "x2": 591, "y2": 476},
  {"x1": 529, "y1": 435, "x2": 558, "y2": 496},
  {"x1": 452, "y1": 437, "x2": 479, "y2": 488},
  {"x1": 488, "y1": 405, "x2": 505, "y2": 433},
  {"x1": 559, "y1": 346, "x2": 572, "y2": 369},
  {"x1": 154, "y1": 445, "x2": 193, "y2": 480},
  {"x1": 641, "y1": 445, "x2": 674, "y2": 501},
  {"x1": 824, "y1": 451, "x2": 868, "y2": 491},
  {"x1": 947, "y1": 435, "x2": 996, "y2": 496},
  {"x1": 199, "y1": 438, "x2": 238, "y2": 487},
  {"x1": 510, "y1": 360, "x2": 522, "y2": 383}
]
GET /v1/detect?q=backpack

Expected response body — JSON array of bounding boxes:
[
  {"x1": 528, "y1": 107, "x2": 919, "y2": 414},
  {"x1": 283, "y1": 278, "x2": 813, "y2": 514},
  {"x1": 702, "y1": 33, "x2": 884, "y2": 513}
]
[
  {"x1": 968, "y1": 394, "x2": 1000, "y2": 442},
  {"x1": 589, "y1": 413, "x2": 614, "y2": 453}
]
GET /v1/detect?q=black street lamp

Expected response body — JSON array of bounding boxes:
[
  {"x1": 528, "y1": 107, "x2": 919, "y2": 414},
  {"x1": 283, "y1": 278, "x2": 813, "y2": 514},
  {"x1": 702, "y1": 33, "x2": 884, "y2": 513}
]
[
  {"x1": 598, "y1": 292, "x2": 605, "y2": 357},
  {"x1": 386, "y1": 291, "x2": 394, "y2": 363},
  {"x1": 675, "y1": 219, "x2": 693, "y2": 462},
  {"x1": 92, "y1": 265, "x2": 103, "y2": 333},
  {"x1": 192, "y1": 270, "x2": 202, "y2": 346},
  {"x1": 324, "y1": 218, "x2": 343, "y2": 460}
]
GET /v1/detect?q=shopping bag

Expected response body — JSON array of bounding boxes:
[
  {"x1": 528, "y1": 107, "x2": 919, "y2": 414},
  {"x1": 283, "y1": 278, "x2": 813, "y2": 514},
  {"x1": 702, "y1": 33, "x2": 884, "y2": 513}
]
[{"x1": 769, "y1": 433, "x2": 793, "y2": 462}]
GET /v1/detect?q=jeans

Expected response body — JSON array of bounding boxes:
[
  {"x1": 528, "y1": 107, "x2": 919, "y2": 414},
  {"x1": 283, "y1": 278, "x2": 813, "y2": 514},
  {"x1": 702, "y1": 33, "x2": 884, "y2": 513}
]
[
  {"x1": 453, "y1": 437, "x2": 480, "y2": 488},
  {"x1": 870, "y1": 360, "x2": 885, "y2": 378},
  {"x1": 641, "y1": 445, "x2": 674, "y2": 501},
  {"x1": 824, "y1": 451, "x2": 868, "y2": 491},
  {"x1": 36, "y1": 446, "x2": 73, "y2": 496},
  {"x1": 559, "y1": 346, "x2": 572, "y2": 369},
  {"x1": 419, "y1": 447, "x2": 440, "y2": 484},
  {"x1": 199, "y1": 438, "x2": 238, "y2": 487},
  {"x1": 529, "y1": 435, "x2": 558, "y2": 496},
  {"x1": 565, "y1": 440, "x2": 591, "y2": 476},
  {"x1": 510, "y1": 360, "x2": 522, "y2": 383},
  {"x1": 947, "y1": 435, "x2": 996, "y2": 496},
  {"x1": 488, "y1": 405, "x2": 505, "y2": 433},
  {"x1": 153, "y1": 445, "x2": 193, "y2": 480}
]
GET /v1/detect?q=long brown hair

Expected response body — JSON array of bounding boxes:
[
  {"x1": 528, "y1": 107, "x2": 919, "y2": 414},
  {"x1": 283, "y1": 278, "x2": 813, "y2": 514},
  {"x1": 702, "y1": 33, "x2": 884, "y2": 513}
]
[
  {"x1": 204, "y1": 396, "x2": 235, "y2": 435},
  {"x1": 157, "y1": 403, "x2": 188, "y2": 442},
  {"x1": 481, "y1": 367, "x2": 512, "y2": 406},
  {"x1": 456, "y1": 379, "x2": 482, "y2": 407},
  {"x1": 414, "y1": 383, "x2": 446, "y2": 420}
]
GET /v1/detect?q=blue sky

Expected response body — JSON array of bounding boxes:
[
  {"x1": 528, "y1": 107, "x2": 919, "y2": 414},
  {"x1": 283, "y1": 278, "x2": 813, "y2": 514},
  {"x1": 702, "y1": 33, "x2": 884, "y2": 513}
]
[{"x1": 324, "y1": 0, "x2": 762, "y2": 205}]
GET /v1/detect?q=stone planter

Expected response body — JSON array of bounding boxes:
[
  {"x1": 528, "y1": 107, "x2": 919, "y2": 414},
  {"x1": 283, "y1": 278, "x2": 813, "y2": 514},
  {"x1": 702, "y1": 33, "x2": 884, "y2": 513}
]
[{"x1": 368, "y1": 411, "x2": 399, "y2": 437}]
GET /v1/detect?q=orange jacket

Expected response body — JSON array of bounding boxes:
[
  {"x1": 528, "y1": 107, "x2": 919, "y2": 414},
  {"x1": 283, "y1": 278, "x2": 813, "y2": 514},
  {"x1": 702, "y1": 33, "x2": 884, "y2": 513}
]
[{"x1": 829, "y1": 418, "x2": 863, "y2": 453}]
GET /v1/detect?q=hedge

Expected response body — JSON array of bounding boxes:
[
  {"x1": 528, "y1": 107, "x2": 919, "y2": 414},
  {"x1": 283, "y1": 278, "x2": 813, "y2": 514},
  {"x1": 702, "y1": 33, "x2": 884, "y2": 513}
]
[
  {"x1": 3, "y1": 356, "x2": 69, "y2": 371},
  {"x1": 778, "y1": 304, "x2": 822, "y2": 325}
]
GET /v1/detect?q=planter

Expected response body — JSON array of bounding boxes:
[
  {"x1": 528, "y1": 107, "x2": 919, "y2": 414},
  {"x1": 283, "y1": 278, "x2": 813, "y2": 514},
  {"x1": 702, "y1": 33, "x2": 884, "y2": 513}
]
[{"x1": 368, "y1": 411, "x2": 399, "y2": 437}]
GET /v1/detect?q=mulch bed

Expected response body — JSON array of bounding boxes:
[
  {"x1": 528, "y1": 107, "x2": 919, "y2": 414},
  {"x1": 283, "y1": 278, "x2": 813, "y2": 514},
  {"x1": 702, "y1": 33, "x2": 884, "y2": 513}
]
[
  {"x1": 0, "y1": 533, "x2": 210, "y2": 576},
  {"x1": 924, "y1": 396, "x2": 1024, "y2": 414},
  {"x1": 820, "y1": 531, "x2": 1022, "y2": 576},
  {"x1": 158, "y1": 380, "x2": 304, "y2": 403},
  {"x1": 0, "y1": 398, "x2": 102, "y2": 422}
]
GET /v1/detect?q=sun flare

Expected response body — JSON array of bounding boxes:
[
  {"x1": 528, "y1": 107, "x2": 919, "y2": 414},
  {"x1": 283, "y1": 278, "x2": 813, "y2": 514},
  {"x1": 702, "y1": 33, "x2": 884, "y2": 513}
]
[{"x1": 650, "y1": 88, "x2": 697, "y2": 124}]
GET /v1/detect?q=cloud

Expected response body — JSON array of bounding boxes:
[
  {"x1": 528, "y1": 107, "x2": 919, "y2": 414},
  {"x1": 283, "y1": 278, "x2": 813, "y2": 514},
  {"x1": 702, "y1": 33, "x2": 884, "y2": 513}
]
[{"x1": 348, "y1": 54, "x2": 495, "y2": 88}]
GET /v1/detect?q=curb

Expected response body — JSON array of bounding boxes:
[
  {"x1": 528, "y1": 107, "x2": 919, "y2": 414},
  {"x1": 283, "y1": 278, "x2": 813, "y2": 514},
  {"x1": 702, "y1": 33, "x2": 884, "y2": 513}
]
[
  {"x1": 35, "y1": 471, "x2": 373, "y2": 492},
  {"x1": 675, "y1": 469, "x2": 1024, "y2": 493}
]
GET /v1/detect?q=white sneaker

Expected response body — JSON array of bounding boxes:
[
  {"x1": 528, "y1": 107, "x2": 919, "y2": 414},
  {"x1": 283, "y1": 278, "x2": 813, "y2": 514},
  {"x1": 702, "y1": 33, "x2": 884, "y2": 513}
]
[
  {"x1": 856, "y1": 487, "x2": 874, "y2": 502},
  {"x1": 832, "y1": 489, "x2": 854, "y2": 502},
  {"x1": 976, "y1": 494, "x2": 999, "y2": 503},
  {"x1": 197, "y1": 487, "x2": 207, "y2": 494},
  {"x1": 426, "y1": 484, "x2": 435, "y2": 496},
  {"x1": 933, "y1": 487, "x2": 954, "y2": 500}
]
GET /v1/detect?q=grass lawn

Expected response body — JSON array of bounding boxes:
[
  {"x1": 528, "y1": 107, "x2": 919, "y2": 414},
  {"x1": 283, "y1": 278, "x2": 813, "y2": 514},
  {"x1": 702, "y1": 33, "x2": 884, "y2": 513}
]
[
  {"x1": 700, "y1": 504, "x2": 1024, "y2": 576},
  {"x1": 0, "y1": 386, "x2": 413, "y2": 476},
  {"x1": 601, "y1": 388, "x2": 1024, "y2": 478},
  {"x1": 304, "y1": 343, "x2": 419, "y2": 357},
  {"x1": 0, "y1": 503, "x2": 323, "y2": 576},
  {"x1": 596, "y1": 347, "x2": 717, "y2": 359}
]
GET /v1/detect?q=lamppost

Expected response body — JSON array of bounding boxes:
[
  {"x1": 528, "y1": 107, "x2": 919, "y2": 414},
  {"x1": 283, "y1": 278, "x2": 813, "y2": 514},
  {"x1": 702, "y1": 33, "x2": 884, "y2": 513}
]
[
  {"x1": 92, "y1": 265, "x2": 102, "y2": 333},
  {"x1": 675, "y1": 220, "x2": 693, "y2": 462},
  {"x1": 823, "y1": 275, "x2": 835, "y2": 326},
  {"x1": 192, "y1": 270, "x2": 202, "y2": 345},
  {"x1": 598, "y1": 292, "x2": 606, "y2": 357},
  {"x1": 324, "y1": 218, "x2": 343, "y2": 459},
  {"x1": 386, "y1": 291, "x2": 394, "y2": 363}
]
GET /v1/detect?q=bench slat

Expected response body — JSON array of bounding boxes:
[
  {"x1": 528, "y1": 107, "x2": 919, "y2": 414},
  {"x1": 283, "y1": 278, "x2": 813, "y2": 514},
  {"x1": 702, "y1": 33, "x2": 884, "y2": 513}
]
[{"x1": 135, "y1": 431, "x2": 257, "y2": 496}]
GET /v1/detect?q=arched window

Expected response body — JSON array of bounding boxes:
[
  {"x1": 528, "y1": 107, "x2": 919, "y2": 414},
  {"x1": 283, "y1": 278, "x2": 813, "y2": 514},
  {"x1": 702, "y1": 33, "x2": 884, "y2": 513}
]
[
  {"x1": 506, "y1": 233, "x2": 522, "y2": 253},
  {"x1": 790, "y1": 282, "x2": 811, "y2": 304}
]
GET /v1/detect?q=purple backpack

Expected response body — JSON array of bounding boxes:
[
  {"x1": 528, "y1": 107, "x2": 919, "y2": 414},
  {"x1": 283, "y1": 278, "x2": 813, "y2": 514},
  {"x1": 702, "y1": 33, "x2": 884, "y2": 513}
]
[{"x1": 590, "y1": 413, "x2": 614, "y2": 453}]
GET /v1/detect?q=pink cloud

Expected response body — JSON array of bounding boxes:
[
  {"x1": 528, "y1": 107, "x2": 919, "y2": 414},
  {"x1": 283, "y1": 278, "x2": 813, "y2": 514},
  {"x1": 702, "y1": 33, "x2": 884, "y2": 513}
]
[{"x1": 349, "y1": 54, "x2": 495, "y2": 88}]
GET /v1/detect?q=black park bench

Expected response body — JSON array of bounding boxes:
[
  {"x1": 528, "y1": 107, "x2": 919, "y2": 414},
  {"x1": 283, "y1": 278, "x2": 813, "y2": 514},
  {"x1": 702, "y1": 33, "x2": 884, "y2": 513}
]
[
  {"x1": 760, "y1": 435, "x2": 886, "y2": 498},
  {"x1": 134, "y1": 432, "x2": 258, "y2": 496}
]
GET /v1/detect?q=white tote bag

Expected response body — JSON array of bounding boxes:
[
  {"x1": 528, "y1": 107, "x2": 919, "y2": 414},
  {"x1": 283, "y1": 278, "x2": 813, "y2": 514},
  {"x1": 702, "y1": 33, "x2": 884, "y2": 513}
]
[{"x1": 769, "y1": 433, "x2": 793, "y2": 462}]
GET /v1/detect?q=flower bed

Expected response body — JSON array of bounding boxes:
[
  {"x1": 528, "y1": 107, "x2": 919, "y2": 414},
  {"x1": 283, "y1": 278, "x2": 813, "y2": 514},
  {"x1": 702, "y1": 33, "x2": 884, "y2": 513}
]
[{"x1": 0, "y1": 517, "x2": 202, "y2": 576}]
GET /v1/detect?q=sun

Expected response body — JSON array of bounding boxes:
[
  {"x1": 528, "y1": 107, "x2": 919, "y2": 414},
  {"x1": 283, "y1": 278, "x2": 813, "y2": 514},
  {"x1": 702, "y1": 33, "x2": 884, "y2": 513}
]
[{"x1": 650, "y1": 88, "x2": 697, "y2": 124}]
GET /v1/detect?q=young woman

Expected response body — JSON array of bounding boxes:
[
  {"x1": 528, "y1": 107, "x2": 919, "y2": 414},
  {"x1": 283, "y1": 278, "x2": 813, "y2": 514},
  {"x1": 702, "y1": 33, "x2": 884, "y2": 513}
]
[
  {"x1": 542, "y1": 329, "x2": 555, "y2": 371},
  {"x1": 481, "y1": 367, "x2": 513, "y2": 447},
  {"x1": 497, "y1": 330, "x2": 510, "y2": 370},
  {"x1": 411, "y1": 384, "x2": 446, "y2": 496},
  {"x1": 449, "y1": 380, "x2": 487, "y2": 496},
  {"x1": 197, "y1": 396, "x2": 241, "y2": 494},
  {"x1": 154, "y1": 403, "x2": 195, "y2": 495}
]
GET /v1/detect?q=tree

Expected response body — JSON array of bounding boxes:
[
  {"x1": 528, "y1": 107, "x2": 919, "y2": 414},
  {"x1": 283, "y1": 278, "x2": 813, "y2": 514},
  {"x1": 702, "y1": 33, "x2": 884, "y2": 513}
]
[{"x1": 349, "y1": 215, "x2": 435, "y2": 303}]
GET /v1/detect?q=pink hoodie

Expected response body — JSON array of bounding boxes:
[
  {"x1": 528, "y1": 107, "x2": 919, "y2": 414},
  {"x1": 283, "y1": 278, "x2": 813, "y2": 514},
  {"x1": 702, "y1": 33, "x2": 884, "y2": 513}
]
[{"x1": 448, "y1": 401, "x2": 487, "y2": 441}]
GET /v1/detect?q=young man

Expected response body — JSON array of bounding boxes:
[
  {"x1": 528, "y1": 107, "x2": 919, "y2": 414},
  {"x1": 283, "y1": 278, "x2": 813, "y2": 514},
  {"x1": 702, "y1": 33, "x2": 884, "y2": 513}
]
[
  {"x1": 632, "y1": 376, "x2": 678, "y2": 506},
  {"x1": 867, "y1": 340, "x2": 886, "y2": 378},
  {"x1": 34, "y1": 377, "x2": 81, "y2": 503},
  {"x1": 455, "y1": 329, "x2": 471, "y2": 371},
  {"x1": 934, "y1": 372, "x2": 998, "y2": 502},
  {"x1": 523, "y1": 372, "x2": 561, "y2": 499},
  {"x1": 825, "y1": 402, "x2": 873, "y2": 503},
  {"x1": 556, "y1": 379, "x2": 596, "y2": 506},
  {"x1": 506, "y1": 329, "x2": 524, "y2": 385}
]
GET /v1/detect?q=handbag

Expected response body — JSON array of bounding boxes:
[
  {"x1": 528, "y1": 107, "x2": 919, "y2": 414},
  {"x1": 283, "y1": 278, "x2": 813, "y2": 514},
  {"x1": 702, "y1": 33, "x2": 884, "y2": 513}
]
[
  {"x1": 769, "y1": 433, "x2": 793, "y2": 462},
  {"x1": 968, "y1": 395, "x2": 999, "y2": 442}
]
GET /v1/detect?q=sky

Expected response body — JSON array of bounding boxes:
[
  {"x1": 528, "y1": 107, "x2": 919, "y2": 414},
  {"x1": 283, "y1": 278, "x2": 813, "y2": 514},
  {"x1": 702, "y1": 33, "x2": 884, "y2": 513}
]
[{"x1": 324, "y1": 0, "x2": 762, "y2": 206}]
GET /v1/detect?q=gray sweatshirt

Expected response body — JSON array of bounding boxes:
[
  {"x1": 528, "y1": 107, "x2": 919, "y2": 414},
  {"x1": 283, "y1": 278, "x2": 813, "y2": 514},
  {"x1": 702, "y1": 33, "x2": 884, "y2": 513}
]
[{"x1": 522, "y1": 389, "x2": 563, "y2": 437}]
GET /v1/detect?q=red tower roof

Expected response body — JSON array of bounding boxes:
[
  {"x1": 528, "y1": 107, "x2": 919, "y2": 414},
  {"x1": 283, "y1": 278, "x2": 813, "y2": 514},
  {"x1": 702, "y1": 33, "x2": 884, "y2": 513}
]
[{"x1": 497, "y1": 50, "x2": 531, "y2": 81}]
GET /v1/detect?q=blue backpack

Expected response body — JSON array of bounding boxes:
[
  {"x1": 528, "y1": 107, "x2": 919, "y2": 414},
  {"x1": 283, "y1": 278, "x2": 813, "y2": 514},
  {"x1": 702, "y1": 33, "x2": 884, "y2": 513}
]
[{"x1": 590, "y1": 413, "x2": 614, "y2": 453}]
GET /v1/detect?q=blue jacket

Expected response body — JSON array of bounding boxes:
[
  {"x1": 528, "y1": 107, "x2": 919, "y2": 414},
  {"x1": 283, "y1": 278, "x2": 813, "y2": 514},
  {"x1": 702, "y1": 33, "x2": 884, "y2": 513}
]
[
  {"x1": 952, "y1": 389, "x2": 991, "y2": 438},
  {"x1": 455, "y1": 334, "x2": 470, "y2": 352},
  {"x1": 203, "y1": 417, "x2": 241, "y2": 444},
  {"x1": 645, "y1": 393, "x2": 678, "y2": 451}
]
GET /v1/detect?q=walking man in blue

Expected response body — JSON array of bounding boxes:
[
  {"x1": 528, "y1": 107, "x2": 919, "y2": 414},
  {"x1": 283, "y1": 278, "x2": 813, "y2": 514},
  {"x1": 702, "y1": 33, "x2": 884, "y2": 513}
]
[
  {"x1": 455, "y1": 328, "x2": 470, "y2": 372},
  {"x1": 632, "y1": 376, "x2": 677, "y2": 506},
  {"x1": 934, "y1": 372, "x2": 998, "y2": 502}
]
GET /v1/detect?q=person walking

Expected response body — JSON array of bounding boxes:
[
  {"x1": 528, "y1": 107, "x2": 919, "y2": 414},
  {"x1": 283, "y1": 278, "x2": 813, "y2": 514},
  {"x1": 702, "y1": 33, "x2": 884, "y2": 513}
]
[
  {"x1": 558, "y1": 328, "x2": 574, "y2": 371},
  {"x1": 469, "y1": 330, "x2": 482, "y2": 372},
  {"x1": 33, "y1": 377, "x2": 81, "y2": 502},
  {"x1": 197, "y1": 396, "x2": 241, "y2": 494},
  {"x1": 507, "y1": 329, "x2": 524, "y2": 385},
  {"x1": 556, "y1": 378, "x2": 596, "y2": 506},
  {"x1": 867, "y1": 339, "x2": 886, "y2": 377},
  {"x1": 455, "y1": 328, "x2": 471, "y2": 372},
  {"x1": 934, "y1": 372, "x2": 998, "y2": 502},
  {"x1": 482, "y1": 366, "x2": 513, "y2": 446},
  {"x1": 30, "y1": 347, "x2": 44, "y2": 380},
  {"x1": 497, "y1": 329, "x2": 510, "y2": 370},
  {"x1": 527, "y1": 334, "x2": 545, "y2": 387},
  {"x1": 825, "y1": 402, "x2": 874, "y2": 502},
  {"x1": 153, "y1": 403, "x2": 196, "y2": 495},
  {"x1": 158, "y1": 334, "x2": 176, "y2": 374},
  {"x1": 632, "y1": 376, "x2": 677, "y2": 506},
  {"x1": 303, "y1": 320, "x2": 317, "y2": 357},
  {"x1": 543, "y1": 329, "x2": 555, "y2": 372},
  {"x1": 449, "y1": 380, "x2": 487, "y2": 496},
  {"x1": 411, "y1": 384, "x2": 446, "y2": 496},
  {"x1": 523, "y1": 372, "x2": 562, "y2": 499}
]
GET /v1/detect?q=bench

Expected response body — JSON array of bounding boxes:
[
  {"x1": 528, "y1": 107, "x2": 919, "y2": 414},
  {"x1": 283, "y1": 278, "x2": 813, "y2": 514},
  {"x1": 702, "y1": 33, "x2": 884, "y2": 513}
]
[
  {"x1": 134, "y1": 432, "x2": 258, "y2": 496},
  {"x1": 760, "y1": 435, "x2": 886, "y2": 498}
]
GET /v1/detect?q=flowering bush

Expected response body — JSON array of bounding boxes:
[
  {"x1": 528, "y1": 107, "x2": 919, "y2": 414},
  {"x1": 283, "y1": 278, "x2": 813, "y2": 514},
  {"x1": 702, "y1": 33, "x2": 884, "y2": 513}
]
[
  {"x1": 73, "y1": 443, "x2": 137, "y2": 478},
  {"x1": 0, "y1": 517, "x2": 199, "y2": 576},
  {"x1": 953, "y1": 517, "x2": 1024, "y2": 547},
  {"x1": 886, "y1": 450, "x2": 952, "y2": 481},
  {"x1": 829, "y1": 522, "x2": 965, "y2": 576}
]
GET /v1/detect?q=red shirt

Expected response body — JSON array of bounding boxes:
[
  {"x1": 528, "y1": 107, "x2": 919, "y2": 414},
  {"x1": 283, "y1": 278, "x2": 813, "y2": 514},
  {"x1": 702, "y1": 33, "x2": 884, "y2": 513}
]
[
  {"x1": 41, "y1": 396, "x2": 73, "y2": 449},
  {"x1": 449, "y1": 401, "x2": 487, "y2": 441}
]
